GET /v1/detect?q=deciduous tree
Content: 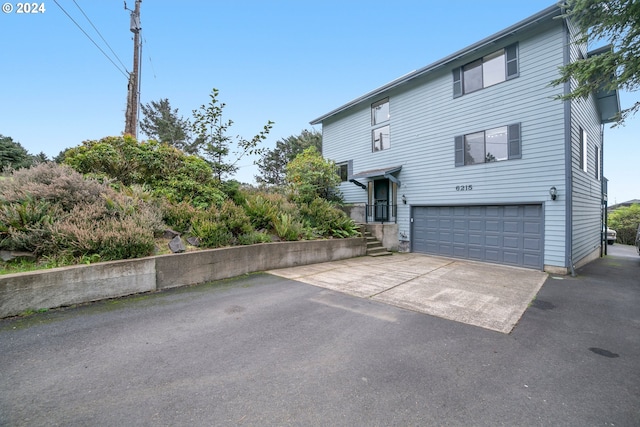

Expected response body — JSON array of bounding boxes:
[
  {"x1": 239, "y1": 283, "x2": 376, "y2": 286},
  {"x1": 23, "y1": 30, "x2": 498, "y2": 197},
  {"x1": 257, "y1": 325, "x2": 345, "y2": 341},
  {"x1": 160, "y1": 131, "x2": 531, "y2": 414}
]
[
  {"x1": 285, "y1": 146, "x2": 341, "y2": 204},
  {"x1": 256, "y1": 129, "x2": 322, "y2": 186},
  {"x1": 192, "y1": 88, "x2": 274, "y2": 181}
]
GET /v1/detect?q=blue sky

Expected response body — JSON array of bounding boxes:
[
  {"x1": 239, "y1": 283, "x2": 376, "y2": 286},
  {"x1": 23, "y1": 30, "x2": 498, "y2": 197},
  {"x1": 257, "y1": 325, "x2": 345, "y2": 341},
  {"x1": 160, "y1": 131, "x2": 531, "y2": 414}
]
[{"x1": 1, "y1": 0, "x2": 637, "y2": 204}]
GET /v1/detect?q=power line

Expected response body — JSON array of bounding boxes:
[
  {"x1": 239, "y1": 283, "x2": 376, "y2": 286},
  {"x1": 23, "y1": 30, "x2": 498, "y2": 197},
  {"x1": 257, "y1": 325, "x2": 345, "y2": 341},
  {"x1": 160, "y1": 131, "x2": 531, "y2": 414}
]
[
  {"x1": 53, "y1": 0, "x2": 128, "y2": 79},
  {"x1": 72, "y1": 0, "x2": 129, "y2": 74}
]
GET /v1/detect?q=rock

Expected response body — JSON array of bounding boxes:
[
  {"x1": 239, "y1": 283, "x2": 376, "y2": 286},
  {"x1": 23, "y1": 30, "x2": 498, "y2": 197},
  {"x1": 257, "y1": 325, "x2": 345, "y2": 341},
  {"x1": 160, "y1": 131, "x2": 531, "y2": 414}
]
[
  {"x1": 0, "y1": 250, "x2": 37, "y2": 262},
  {"x1": 168, "y1": 236, "x2": 186, "y2": 253},
  {"x1": 163, "y1": 229, "x2": 181, "y2": 239},
  {"x1": 186, "y1": 236, "x2": 200, "y2": 247}
]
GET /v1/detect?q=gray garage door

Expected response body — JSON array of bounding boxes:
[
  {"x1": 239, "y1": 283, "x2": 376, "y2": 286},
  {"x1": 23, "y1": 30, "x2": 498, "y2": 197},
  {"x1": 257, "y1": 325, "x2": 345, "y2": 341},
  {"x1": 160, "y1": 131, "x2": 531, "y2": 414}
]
[{"x1": 411, "y1": 205, "x2": 543, "y2": 269}]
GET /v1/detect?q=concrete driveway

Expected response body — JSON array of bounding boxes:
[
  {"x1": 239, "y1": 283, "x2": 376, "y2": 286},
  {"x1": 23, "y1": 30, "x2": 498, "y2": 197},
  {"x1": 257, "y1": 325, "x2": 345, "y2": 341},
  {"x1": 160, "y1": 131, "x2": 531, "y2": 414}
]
[{"x1": 269, "y1": 253, "x2": 547, "y2": 334}]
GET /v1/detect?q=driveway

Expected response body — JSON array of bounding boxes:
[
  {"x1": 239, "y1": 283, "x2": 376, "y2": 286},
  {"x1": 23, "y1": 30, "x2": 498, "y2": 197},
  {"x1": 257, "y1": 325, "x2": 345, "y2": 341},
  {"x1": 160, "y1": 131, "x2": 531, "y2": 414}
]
[
  {"x1": 269, "y1": 253, "x2": 547, "y2": 333},
  {"x1": 0, "y1": 248, "x2": 638, "y2": 426}
]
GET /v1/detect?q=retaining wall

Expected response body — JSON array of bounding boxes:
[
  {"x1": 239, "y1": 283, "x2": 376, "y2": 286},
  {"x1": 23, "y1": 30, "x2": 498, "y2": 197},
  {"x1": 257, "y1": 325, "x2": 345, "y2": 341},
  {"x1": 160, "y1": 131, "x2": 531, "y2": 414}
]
[{"x1": 0, "y1": 238, "x2": 365, "y2": 318}]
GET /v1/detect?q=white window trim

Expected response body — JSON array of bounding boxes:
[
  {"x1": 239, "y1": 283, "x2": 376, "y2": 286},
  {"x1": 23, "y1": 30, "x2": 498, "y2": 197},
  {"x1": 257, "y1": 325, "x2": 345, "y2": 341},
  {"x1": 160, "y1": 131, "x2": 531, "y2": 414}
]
[{"x1": 581, "y1": 128, "x2": 588, "y2": 173}]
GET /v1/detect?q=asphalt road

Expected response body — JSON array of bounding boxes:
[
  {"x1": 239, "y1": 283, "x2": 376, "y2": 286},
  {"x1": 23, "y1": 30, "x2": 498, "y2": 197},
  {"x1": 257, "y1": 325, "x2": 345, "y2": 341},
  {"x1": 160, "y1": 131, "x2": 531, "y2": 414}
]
[{"x1": 1, "y1": 247, "x2": 638, "y2": 426}]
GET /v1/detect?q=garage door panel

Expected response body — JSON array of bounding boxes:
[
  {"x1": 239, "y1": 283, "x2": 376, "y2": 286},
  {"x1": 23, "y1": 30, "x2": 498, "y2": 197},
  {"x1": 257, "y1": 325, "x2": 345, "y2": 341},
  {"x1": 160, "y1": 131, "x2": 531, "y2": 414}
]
[
  {"x1": 469, "y1": 220, "x2": 483, "y2": 231},
  {"x1": 503, "y1": 221, "x2": 519, "y2": 233},
  {"x1": 523, "y1": 253, "x2": 541, "y2": 268},
  {"x1": 412, "y1": 204, "x2": 543, "y2": 269},
  {"x1": 524, "y1": 221, "x2": 540, "y2": 234},
  {"x1": 524, "y1": 238, "x2": 540, "y2": 250},
  {"x1": 468, "y1": 247, "x2": 483, "y2": 259},
  {"x1": 486, "y1": 220, "x2": 500, "y2": 232},
  {"x1": 468, "y1": 233, "x2": 483, "y2": 245},
  {"x1": 453, "y1": 232, "x2": 466, "y2": 244},
  {"x1": 485, "y1": 235, "x2": 500, "y2": 247},
  {"x1": 503, "y1": 251, "x2": 520, "y2": 264},
  {"x1": 485, "y1": 249, "x2": 499, "y2": 261},
  {"x1": 503, "y1": 236, "x2": 520, "y2": 249}
]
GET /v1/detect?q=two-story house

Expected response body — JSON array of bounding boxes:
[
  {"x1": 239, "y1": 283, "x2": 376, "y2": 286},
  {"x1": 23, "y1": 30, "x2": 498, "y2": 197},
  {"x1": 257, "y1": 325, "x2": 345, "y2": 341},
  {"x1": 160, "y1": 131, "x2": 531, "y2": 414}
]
[{"x1": 310, "y1": 4, "x2": 619, "y2": 273}]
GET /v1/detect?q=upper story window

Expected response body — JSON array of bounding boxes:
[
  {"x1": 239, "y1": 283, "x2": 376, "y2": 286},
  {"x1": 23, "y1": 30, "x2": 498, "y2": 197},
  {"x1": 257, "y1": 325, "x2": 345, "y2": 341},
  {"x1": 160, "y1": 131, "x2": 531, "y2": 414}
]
[
  {"x1": 372, "y1": 126, "x2": 390, "y2": 152},
  {"x1": 371, "y1": 98, "x2": 390, "y2": 152},
  {"x1": 595, "y1": 146, "x2": 601, "y2": 180},
  {"x1": 371, "y1": 98, "x2": 389, "y2": 125},
  {"x1": 453, "y1": 43, "x2": 519, "y2": 97},
  {"x1": 455, "y1": 123, "x2": 521, "y2": 166},
  {"x1": 579, "y1": 128, "x2": 588, "y2": 172}
]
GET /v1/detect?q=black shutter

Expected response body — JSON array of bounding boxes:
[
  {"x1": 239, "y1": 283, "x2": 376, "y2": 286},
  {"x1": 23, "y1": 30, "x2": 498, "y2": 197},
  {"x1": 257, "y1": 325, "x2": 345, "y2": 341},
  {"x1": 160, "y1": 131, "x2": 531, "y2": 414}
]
[
  {"x1": 452, "y1": 68, "x2": 462, "y2": 98},
  {"x1": 508, "y1": 123, "x2": 521, "y2": 159},
  {"x1": 455, "y1": 135, "x2": 464, "y2": 166},
  {"x1": 506, "y1": 43, "x2": 519, "y2": 79}
]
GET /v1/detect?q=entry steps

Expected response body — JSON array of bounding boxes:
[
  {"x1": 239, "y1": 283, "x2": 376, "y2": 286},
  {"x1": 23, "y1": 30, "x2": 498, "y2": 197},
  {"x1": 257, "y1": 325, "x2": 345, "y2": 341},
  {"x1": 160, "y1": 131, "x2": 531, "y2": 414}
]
[{"x1": 363, "y1": 230, "x2": 392, "y2": 257}]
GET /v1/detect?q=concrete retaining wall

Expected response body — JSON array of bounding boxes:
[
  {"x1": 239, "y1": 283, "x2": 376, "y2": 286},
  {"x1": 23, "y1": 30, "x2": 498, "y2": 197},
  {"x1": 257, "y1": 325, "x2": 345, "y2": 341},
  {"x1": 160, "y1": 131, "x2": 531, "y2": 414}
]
[{"x1": 0, "y1": 238, "x2": 365, "y2": 318}]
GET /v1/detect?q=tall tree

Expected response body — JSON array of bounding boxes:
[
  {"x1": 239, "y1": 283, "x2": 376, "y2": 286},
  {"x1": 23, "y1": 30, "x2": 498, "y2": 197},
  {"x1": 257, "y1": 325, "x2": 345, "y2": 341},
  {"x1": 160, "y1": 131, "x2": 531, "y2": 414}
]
[
  {"x1": 140, "y1": 98, "x2": 196, "y2": 153},
  {"x1": 0, "y1": 135, "x2": 33, "y2": 170},
  {"x1": 192, "y1": 88, "x2": 274, "y2": 181},
  {"x1": 552, "y1": 0, "x2": 640, "y2": 125},
  {"x1": 256, "y1": 129, "x2": 322, "y2": 186}
]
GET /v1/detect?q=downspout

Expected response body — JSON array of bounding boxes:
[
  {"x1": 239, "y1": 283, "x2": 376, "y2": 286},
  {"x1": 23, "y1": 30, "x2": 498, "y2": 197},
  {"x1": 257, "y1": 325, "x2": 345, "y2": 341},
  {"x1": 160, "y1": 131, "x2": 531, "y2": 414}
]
[
  {"x1": 602, "y1": 123, "x2": 607, "y2": 256},
  {"x1": 563, "y1": 18, "x2": 576, "y2": 277}
]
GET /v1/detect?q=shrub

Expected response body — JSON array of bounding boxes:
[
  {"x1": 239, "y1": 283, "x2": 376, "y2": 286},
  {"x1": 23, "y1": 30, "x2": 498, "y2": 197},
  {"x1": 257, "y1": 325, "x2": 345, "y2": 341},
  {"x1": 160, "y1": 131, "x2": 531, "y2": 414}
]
[
  {"x1": 0, "y1": 195, "x2": 59, "y2": 254},
  {"x1": 609, "y1": 204, "x2": 640, "y2": 245},
  {"x1": 300, "y1": 198, "x2": 360, "y2": 238},
  {"x1": 44, "y1": 189, "x2": 163, "y2": 261},
  {"x1": 0, "y1": 163, "x2": 164, "y2": 262},
  {"x1": 237, "y1": 231, "x2": 272, "y2": 245},
  {"x1": 191, "y1": 216, "x2": 233, "y2": 248},
  {"x1": 219, "y1": 200, "x2": 253, "y2": 236},
  {"x1": 160, "y1": 200, "x2": 200, "y2": 233},
  {"x1": 273, "y1": 213, "x2": 305, "y2": 241},
  {"x1": 1, "y1": 163, "x2": 107, "y2": 211},
  {"x1": 285, "y1": 146, "x2": 342, "y2": 204},
  {"x1": 244, "y1": 192, "x2": 298, "y2": 231},
  {"x1": 49, "y1": 209, "x2": 156, "y2": 261}
]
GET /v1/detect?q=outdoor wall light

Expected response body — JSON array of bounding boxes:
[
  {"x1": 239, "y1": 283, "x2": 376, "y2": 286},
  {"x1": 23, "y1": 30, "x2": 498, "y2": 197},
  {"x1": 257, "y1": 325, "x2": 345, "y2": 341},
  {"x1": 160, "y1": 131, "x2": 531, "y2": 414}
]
[
  {"x1": 402, "y1": 194, "x2": 407, "y2": 204},
  {"x1": 549, "y1": 186, "x2": 558, "y2": 201}
]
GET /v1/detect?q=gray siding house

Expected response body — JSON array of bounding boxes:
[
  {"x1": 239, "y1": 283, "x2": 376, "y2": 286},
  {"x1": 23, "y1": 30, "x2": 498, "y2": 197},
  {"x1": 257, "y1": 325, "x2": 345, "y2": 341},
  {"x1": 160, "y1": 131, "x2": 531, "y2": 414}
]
[{"x1": 310, "y1": 5, "x2": 619, "y2": 273}]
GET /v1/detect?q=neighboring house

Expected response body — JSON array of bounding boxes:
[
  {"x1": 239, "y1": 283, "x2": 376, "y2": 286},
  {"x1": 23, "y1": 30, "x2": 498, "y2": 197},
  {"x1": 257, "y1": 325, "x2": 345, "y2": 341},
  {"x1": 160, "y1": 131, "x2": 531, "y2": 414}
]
[{"x1": 310, "y1": 5, "x2": 619, "y2": 273}]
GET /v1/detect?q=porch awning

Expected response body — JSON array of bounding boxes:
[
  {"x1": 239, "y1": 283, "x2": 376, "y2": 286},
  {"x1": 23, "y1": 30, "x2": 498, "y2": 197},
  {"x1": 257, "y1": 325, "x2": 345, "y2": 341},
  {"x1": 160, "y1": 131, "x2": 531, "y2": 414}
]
[{"x1": 349, "y1": 165, "x2": 402, "y2": 188}]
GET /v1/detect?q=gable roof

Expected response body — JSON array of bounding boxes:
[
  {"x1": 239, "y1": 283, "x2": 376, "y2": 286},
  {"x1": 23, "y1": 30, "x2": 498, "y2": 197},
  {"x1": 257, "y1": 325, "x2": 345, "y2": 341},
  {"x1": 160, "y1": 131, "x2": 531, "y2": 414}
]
[{"x1": 310, "y1": 4, "x2": 561, "y2": 125}]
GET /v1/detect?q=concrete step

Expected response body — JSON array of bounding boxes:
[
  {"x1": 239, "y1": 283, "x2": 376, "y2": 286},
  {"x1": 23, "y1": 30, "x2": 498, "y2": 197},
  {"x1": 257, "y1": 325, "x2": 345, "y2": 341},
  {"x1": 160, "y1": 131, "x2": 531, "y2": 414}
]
[{"x1": 362, "y1": 231, "x2": 392, "y2": 256}]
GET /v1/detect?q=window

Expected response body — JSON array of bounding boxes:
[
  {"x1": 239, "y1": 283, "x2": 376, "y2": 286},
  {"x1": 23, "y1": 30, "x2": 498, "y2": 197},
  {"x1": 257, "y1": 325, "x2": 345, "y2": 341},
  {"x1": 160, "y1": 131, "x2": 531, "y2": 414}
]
[
  {"x1": 337, "y1": 162, "x2": 349, "y2": 182},
  {"x1": 579, "y1": 128, "x2": 587, "y2": 172},
  {"x1": 455, "y1": 123, "x2": 521, "y2": 166},
  {"x1": 371, "y1": 98, "x2": 389, "y2": 125},
  {"x1": 372, "y1": 125, "x2": 390, "y2": 151},
  {"x1": 453, "y1": 43, "x2": 519, "y2": 97},
  {"x1": 371, "y1": 98, "x2": 390, "y2": 152},
  {"x1": 595, "y1": 146, "x2": 601, "y2": 180}
]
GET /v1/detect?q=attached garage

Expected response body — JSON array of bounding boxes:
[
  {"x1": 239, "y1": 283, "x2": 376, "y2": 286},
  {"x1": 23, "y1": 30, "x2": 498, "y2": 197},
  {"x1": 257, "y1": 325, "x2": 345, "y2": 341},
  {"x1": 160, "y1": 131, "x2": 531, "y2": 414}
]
[{"x1": 411, "y1": 204, "x2": 543, "y2": 269}]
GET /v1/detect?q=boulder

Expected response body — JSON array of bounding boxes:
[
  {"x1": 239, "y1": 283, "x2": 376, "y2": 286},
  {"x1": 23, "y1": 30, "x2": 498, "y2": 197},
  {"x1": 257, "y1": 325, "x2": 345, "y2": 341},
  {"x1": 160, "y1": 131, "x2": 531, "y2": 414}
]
[
  {"x1": 163, "y1": 229, "x2": 181, "y2": 239},
  {"x1": 168, "y1": 236, "x2": 186, "y2": 253}
]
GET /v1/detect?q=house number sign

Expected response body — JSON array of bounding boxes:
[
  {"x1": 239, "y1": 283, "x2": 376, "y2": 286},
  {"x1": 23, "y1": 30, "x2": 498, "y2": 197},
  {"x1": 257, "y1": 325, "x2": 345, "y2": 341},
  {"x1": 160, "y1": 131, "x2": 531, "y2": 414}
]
[{"x1": 455, "y1": 185, "x2": 473, "y2": 191}]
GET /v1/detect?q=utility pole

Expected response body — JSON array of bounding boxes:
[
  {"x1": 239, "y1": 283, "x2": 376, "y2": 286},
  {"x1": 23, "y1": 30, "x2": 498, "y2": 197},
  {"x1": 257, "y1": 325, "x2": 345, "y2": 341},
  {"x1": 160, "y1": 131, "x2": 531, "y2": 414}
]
[{"x1": 124, "y1": 0, "x2": 142, "y2": 137}]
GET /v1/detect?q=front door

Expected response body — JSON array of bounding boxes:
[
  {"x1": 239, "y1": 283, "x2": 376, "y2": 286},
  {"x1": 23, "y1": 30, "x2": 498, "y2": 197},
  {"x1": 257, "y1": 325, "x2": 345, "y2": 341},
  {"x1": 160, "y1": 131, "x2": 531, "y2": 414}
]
[{"x1": 374, "y1": 179, "x2": 389, "y2": 221}]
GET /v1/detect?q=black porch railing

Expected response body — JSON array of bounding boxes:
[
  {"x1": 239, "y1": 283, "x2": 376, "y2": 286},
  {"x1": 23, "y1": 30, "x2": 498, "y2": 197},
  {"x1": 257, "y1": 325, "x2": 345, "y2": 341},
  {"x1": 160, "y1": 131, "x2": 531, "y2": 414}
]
[{"x1": 365, "y1": 204, "x2": 398, "y2": 223}]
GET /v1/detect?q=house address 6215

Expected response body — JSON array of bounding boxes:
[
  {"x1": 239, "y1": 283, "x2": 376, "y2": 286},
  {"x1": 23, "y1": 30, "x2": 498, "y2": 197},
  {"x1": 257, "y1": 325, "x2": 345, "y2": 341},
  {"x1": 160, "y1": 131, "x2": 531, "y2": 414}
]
[{"x1": 456, "y1": 185, "x2": 473, "y2": 191}]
